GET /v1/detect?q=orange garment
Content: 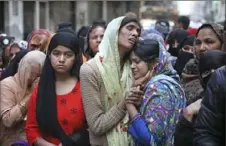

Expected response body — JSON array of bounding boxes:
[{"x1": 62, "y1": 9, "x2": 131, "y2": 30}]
[
  {"x1": 82, "y1": 54, "x2": 87, "y2": 63},
  {"x1": 25, "y1": 82, "x2": 86, "y2": 145}
]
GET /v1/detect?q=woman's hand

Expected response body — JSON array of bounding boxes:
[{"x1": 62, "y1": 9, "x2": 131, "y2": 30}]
[
  {"x1": 133, "y1": 69, "x2": 155, "y2": 89},
  {"x1": 126, "y1": 86, "x2": 143, "y2": 106},
  {"x1": 133, "y1": 71, "x2": 151, "y2": 88},
  {"x1": 183, "y1": 99, "x2": 202, "y2": 122}
]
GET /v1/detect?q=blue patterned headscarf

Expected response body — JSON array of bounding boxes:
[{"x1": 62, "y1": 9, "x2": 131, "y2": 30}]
[
  {"x1": 129, "y1": 31, "x2": 186, "y2": 146},
  {"x1": 140, "y1": 32, "x2": 180, "y2": 81}
]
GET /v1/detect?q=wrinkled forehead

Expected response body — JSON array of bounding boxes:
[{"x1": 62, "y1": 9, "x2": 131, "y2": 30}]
[{"x1": 197, "y1": 27, "x2": 219, "y2": 40}]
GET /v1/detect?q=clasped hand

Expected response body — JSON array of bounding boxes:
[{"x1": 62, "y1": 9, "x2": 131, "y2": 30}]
[{"x1": 126, "y1": 86, "x2": 143, "y2": 106}]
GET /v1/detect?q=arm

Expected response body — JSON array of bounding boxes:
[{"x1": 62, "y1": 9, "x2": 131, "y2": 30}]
[
  {"x1": 128, "y1": 82, "x2": 185, "y2": 145},
  {"x1": 127, "y1": 104, "x2": 155, "y2": 146},
  {"x1": 183, "y1": 99, "x2": 202, "y2": 122},
  {"x1": 80, "y1": 63, "x2": 126, "y2": 136},
  {"x1": 25, "y1": 88, "x2": 55, "y2": 146},
  {"x1": 0, "y1": 81, "x2": 30, "y2": 128},
  {"x1": 182, "y1": 73, "x2": 199, "y2": 79},
  {"x1": 34, "y1": 138, "x2": 56, "y2": 146},
  {"x1": 193, "y1": 72, "x2": 224, "y2": 146}
]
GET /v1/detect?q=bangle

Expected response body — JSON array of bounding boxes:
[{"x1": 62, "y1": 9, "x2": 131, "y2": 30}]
[
  {"x1": 19, "y1": 102, "x2": 27, "y2": 115},
  {"x1": 131, "y1": 113, "x2": 141, "y2": 123},
  {"x1": 19, "y1": 102, "x2": 26, "y2": 109}
]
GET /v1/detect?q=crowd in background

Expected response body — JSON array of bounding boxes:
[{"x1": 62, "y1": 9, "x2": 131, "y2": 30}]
[{"x1": 0, "y1": 11, "x2": 225, "y2": 146}]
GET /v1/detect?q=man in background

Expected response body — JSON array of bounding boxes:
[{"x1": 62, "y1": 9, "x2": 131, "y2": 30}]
[{"x1": 175, "y1": 16, "x2": 190, "y2": 30}]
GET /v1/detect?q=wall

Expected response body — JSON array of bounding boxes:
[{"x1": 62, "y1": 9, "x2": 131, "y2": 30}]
[
  {"x1": 4, "y1": 1, "x2": 24, "y2": 40},
  {"x1": 4, "y1": 1, "x2": 140, "y2": 39}
]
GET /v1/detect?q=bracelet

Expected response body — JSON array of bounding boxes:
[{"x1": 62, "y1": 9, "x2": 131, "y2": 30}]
[
  {"x1": 19, "y1": 102, "x2": 26, "y2": 109},
  {"x1": 131, "y1": 113, "x2": 141, "y2": 123},
  {"x1": 19, "y1": 102, "x2": 27, "y2": 115}
]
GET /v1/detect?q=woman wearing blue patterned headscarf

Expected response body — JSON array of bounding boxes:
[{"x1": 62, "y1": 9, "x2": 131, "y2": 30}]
[{"x1": 127, "y1": 33, "x2": 186, "y2": 146}]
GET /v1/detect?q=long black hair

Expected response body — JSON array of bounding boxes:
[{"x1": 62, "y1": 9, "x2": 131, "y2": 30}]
[
  {"x1": 134, "y1": 39, "x2": 160, "y2": 63},
  {"x1": 36, "y1": 32, "x2": 82, "y2": 145}
]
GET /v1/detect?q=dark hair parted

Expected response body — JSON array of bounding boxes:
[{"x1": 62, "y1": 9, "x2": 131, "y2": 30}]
[
  {"x1": 84, "y1": 20, "x2": 107, "y2": 58},
  {"x1": 134, "y1": 39, "x2": 160, "y2": 62},
  {"x1": 36, "y1": 32, "x2": 82, "y2": 145},
  {"x1": 90, "y1": 20, "x2": 107, "y2": 33}
]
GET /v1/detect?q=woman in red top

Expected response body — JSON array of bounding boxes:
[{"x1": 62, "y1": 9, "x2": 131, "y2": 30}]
[{"x1": 25, "y1": 32, "x2": 89, "y2": 146}]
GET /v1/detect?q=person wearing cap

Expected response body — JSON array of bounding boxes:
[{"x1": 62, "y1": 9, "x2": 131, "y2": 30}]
[
  {"x1": 0, "y1": 35, "x2": 15, "y2": 68},
  {"x1": 9, "y1": 40, "x2": 28, "y2": 61},
  {"x1": 154, "y1": 20, "x2": 170, "y2": 40}
]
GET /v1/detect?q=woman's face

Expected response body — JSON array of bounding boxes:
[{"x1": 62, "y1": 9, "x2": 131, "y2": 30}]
[
  {"x1": 118, "y1": 22, "x2": 140, "y2": 52},
  {"x1": 130, "y1": 51, "x2": 149, "y2": 80},
  {"x1": 50, "y1": 45, "x2": 76, "y2": 74},
  {"x1": 89, "y1": 26, "x2": 105, "y2": 54},
  {"x1": 195, "y1": 27, "x2": 222, "y2": 55}
]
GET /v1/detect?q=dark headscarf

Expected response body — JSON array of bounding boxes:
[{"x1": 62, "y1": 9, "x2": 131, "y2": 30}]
[
  {"x1": 199, "y1": 50, "x2": 226, "y2": 89},
  {"x1": 76, "y1": 26, "x2": 90, "y2": 54},
  {"x1": 57, "y1": 23, "x2": 76, "y2": 36},
  {"x1": 58, "y1": 22, "x2": 73, "y2": 30},
  {"x1": 194, "y1": 23, "x2": 224, "y2": 63},
  {"x1": 36, "y1": 32, "x2": 82, "y2": 146},
  {"x1": 167, "y1": 28, "x2": 189, "y2": 57},
  {"x1": 0, "y1": 35, "x2": 15, "y2": 67},
  {"x1": 196, "y1": 23, "x2": 224, "y2": 44},
  {"x1": 174, "y1": 35, "x2": 195, "y2": 76}
]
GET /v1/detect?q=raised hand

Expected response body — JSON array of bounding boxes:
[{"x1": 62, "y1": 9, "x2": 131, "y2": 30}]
[{"x1": 126, "y1": 86, "x2": 144, "y2": 106}]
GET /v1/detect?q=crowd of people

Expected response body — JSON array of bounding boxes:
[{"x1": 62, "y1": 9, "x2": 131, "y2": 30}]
[{"x1": 0, "y1": 12, "x2": 225, "y2": 146}]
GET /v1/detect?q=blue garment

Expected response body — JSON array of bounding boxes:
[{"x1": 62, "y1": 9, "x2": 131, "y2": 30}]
[{"x1": 128, "y1": 33, "x2": 186, "y2": 146}]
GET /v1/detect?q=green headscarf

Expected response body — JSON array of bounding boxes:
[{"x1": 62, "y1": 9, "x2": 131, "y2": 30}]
[{"x1": 94, "y1": 16, "x2": 132, "y2": 146}]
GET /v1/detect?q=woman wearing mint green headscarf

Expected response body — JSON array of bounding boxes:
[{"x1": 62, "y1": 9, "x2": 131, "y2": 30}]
[
  {"x1": 80, "y1": 16, "x2": 141, "y2": 146},
  {"x1": 127, "y1": 33, "x2": 186, "y2": 146}
]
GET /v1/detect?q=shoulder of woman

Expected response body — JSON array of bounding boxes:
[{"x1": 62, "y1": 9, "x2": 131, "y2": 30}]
[
  {"x1": 0, "y1": 77, "x2": 17, "y2": 89},
  {"x1": 145, "y1": 77, "x2": 179, "y2": 93},
  {"x1": 80, "y1": 59, "x2": 100, "y2": 77}
]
